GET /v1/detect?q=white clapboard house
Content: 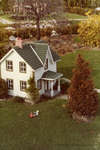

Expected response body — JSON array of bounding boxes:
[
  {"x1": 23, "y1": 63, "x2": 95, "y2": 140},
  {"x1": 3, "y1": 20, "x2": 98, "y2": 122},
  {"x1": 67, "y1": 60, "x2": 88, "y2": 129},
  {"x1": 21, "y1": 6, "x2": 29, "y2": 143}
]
[{"x1": 0, "y1": 38, "x2": 62, "y2": 98}]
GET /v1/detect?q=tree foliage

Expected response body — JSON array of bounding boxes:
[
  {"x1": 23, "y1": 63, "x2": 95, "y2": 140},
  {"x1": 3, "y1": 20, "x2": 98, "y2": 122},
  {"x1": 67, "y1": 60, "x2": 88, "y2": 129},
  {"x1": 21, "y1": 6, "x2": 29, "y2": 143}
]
[
  {"x1": 68, "y1": 54, "x2": 98, "y2": 117},
  {"x1": 26, "y1": 73, "x2": 39, "y2": 103},
  {"x1": 78, "y1": 15, "x2": 100, "y2": 47},
  {"x1": 1, "y1": 0, "x2": 9, "y2": 12},
  {"x1": 64, "y1": 0, "x2": 91, "y2": 8},
  {"x1": 64, "y1": 0, "x2": 100, "y2": 8},
  {"x1": 0, "y1": 78, "x2": 8, "y2": 98}
]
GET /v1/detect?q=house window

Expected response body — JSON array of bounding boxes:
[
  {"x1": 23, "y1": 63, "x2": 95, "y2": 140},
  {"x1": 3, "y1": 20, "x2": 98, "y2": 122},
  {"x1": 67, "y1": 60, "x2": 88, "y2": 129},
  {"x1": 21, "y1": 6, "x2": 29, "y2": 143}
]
[
  {"x1": 19, "y1": 62, "x2": 26, "y2": 73},
  {"x1": 6, "y1": 60, "x2": 13, "y2": 71},
  {"x1": 7, "y1": 79, "x2": 13, "y2": 90},
  {"x1": 37, "y1": 79, "x2": 42, "y2": 89},
  {"x1": 20, "y1": 81, "x2": 27, "y2": 91},
  {"x1": 44, "y1": 58, "x2": 48, "y2": 70}
]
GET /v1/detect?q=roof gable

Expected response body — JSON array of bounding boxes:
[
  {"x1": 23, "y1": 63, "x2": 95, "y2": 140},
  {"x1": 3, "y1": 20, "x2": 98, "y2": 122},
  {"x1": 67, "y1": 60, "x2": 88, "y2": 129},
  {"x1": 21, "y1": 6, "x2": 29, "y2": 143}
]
[
  {"x1": 14, "y1": 45, "x2": 42, "y2": 70},
  {"x1": 31, "y1": 43, "x2": 48, "y2": 64},
  {"x1": 0, "y1": 41, "x2": 60, "y2": 70}
]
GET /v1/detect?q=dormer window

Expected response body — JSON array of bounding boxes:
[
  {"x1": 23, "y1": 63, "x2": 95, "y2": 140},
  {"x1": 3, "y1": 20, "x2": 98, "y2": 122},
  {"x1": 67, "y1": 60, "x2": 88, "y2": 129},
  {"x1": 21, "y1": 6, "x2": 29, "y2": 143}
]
[
  {"x1": 19, "y1": 62, "x2": 26, "y2": 73},
  {"x1": 44, "y1": 58, "x2": 48, "y2": 70},
  {"x1": 6, "y1": 60, "x2": 13, "y2": 71}
]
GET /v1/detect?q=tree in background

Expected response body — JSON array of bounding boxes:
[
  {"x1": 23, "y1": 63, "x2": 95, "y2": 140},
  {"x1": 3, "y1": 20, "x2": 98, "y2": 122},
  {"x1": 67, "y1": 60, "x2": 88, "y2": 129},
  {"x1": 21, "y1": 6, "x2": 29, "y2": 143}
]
[
  {"x1": 28, "y1": 0, "x2": 64, "y2": 40},
  {"x1": 68, "y1": 54, "x2": 98, "y2": 118},
  {"x1": 26, "y1": 73, "x2": 39, "y2": 103},
  {"x1": 1, "y1": 0, "x2": 9, "y2": 12},
  {"x1": 78, "y1": 15, "x2": 100, "y2": 47},
  {"x1": 63, "y1": 0, "x2": 100, "y2": 8}
]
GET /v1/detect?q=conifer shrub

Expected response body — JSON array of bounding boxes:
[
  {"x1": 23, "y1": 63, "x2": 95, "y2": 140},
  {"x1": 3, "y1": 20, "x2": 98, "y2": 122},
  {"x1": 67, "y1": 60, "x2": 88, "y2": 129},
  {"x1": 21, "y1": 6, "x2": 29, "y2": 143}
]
[
  {"x1": 68, "y1": 54, "x2": 98, "y2": 117},
  {"x1": 0, "y1": 78, "x2": 8, "y2": 98},
  {"x1": 26, "y1": 74, "x2": 40, "y2": 103}
]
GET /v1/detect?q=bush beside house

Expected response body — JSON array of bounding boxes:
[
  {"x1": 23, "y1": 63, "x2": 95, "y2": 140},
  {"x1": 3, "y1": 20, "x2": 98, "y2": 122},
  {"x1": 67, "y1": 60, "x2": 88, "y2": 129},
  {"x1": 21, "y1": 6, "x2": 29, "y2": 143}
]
[
  {"x1": 0, "y1": 78, "x2": 8, "y2": 99},
  {"x1": 26, "y1": 74, "x2": 40, "y2": 103}
]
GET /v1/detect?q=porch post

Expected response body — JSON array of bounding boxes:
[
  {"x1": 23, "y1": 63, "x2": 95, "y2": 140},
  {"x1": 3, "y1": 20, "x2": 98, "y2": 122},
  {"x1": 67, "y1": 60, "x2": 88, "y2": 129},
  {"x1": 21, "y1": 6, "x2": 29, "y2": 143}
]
[
  {"x1": 42, "y1": 80, "x2": 45, "y2": 94},
  {"x1": 51, "y1": 80, "x2": 54, "y2": 97},
  {"x1": 58, "y1": 78, "x2": 61, "y2": 92},
  {"x1": 48, "y1": 80, "x2": 51, "y2": 90}
]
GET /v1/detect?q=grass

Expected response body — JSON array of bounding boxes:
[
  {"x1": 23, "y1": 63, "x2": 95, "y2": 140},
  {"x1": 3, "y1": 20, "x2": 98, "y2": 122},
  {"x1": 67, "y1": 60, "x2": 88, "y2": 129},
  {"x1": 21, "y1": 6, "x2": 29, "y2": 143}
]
[
  {"x1": 0, "y1": 14, "x2": 14, "y2": 22},
  {"x1": 65, "y1": 12, "x2": 87, "y2": 20},
  {"x1": 0, "y1": 98, "x2": 100, "y2": 150},
  {"x1": 58, "y1": 50, "x2": 100, "y2": 89},
  {"x1": 73, "y1": 35, "x2": 81, "y2": 43}
]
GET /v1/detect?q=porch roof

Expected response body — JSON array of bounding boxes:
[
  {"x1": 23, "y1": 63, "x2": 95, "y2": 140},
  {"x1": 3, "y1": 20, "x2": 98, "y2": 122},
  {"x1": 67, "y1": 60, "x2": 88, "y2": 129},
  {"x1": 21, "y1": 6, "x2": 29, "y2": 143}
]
[{"x1": 41, "y1": 70, "x2": 63, "y2": 80}]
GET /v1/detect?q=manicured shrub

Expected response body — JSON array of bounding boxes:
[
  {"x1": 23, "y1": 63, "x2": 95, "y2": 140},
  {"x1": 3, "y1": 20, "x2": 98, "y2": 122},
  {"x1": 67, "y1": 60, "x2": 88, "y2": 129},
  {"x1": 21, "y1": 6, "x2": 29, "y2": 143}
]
[
  {"x1": 67, "y1": 7, "x2": 91, "y2": 16},
  {"x1": 68, "y1": 54, "x2": 98, "y2": 117},
  {"x1": 0, "y1": 46, "x2": 9, "y2": 59},
  {"x1": 61, "y1": 79, "x2": 70, "y2": 94},
  {"x1": 12, "y1": 96, "x2": 25, "y2": 103},
  {"x1": 26, "y1": 73, "x2": 40, "y2": 103},
  {"x1": 0, "y1": 78, "x2": 8, "y2": 99}
]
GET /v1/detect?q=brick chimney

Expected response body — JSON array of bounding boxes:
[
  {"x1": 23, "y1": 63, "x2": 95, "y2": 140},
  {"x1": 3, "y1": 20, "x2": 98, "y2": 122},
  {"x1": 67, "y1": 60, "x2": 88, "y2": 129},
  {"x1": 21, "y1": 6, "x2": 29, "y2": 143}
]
[{"x1": 15, "y1": 37, "x2": 23, "y2": 48}]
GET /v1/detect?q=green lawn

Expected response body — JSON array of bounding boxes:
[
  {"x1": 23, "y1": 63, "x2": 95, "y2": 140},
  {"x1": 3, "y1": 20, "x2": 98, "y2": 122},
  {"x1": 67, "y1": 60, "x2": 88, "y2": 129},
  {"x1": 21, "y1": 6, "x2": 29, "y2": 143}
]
[
  {"x1": 65, "y1": 12, "x2": 87, "y2": 20},
  {"x1": 0, "y1": 99, "x2": 100, "y2": 150},
  {"x1": 0, "y1": 14, "x2": 14, "y2": 22},
  {"x1": 58, "y1": 50, "x2": 100, "y2": 89}
]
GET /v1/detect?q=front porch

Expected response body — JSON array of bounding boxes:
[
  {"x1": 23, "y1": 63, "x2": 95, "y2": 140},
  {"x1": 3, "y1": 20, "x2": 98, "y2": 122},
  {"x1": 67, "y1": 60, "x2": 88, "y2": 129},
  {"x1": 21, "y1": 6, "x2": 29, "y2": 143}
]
[
  {"x1": 44, "y1": 90, "x2": 60, "y2": 97},
  {"x1": 38, "y1": 70, "x2": 63, "y2": 97}
]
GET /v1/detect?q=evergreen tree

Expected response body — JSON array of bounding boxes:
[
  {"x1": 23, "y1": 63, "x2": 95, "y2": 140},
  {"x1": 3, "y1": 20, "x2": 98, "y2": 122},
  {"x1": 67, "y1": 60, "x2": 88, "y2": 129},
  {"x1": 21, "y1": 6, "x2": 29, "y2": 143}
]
[
  {"x1": 26, "y1": 74, "x2": 39, "y2": 103},
  {"x1": 68, "y1": 54, "x2": 98, "y2": 117}
]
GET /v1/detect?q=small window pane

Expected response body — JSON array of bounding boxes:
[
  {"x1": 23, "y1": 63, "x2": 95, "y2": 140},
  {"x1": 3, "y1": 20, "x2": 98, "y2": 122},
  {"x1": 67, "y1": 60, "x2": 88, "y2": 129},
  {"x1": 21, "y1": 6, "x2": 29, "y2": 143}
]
[
  {"x1": 20, "y1": 81, "x2": 27, "y2": 91},
  {"x1": 6, "y1": 61, "x2": 13, "y2": 71},
  {"x1": 19, "y1": 62, "x2": 26, "y2": 73},
  {"x1": 7, "y1": 79, "x2": 13, "y2": 90}
]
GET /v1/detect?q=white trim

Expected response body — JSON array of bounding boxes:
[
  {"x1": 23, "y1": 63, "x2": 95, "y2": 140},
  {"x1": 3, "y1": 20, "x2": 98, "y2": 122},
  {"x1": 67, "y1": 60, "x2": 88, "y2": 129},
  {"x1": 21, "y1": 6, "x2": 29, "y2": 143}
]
[
  {"x1": 41, "y1": 78, "x2": 54, "y2": 81},
  {"x1": 42, "y1": 74, "x2": 63, "y2": 81},
  {"x1": 0, "y1": 48, "x2": 14, "y2": 64},
  {"x1": 30, "y1": 45, "x2": 44, "y2": 66},
  {"x1": 48, "y1": 46, "x2": 54, "y2": 64},
  {"x1": 34, "y1": 43, "x2": 48, "y2": 45},
  {"x1": 43, "y1": 50, "x2": 48, "y2": 70}
]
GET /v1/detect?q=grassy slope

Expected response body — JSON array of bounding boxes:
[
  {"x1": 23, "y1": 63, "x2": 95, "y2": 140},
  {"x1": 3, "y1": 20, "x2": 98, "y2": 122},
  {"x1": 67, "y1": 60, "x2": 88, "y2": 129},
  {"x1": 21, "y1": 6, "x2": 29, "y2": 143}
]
[
  {"x1": 0, "y1": 14, "x2": 14, "y2": 21},
  {"x1": 58, "y1": 50, "x2": 100, "y2": 89},
  {"x1": 65, "y1": 12, "x2": 87, "y2": 20},
  {"x1": 0, "y1": 99, "x2": 100, "y2": 150}
]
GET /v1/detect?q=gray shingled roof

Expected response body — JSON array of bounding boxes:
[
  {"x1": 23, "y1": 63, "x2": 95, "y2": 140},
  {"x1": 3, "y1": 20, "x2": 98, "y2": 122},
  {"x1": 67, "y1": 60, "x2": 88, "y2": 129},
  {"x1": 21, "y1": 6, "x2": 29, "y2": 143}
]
[
  {"x1": 50, "y1": 48, "x2": 60, "y2": 62},
  {"x1": 31, "y1": 43, "x2": 48, "y2": 63},
  {"x1": 14, "y1": 41, "x2": 60, "y2": 70},
  {"x1": 14, "y1": 44, "x2": 42, "y2": 70},
  {"x1": 42, "y1": 70, "x2": 62, "y2": 80}
]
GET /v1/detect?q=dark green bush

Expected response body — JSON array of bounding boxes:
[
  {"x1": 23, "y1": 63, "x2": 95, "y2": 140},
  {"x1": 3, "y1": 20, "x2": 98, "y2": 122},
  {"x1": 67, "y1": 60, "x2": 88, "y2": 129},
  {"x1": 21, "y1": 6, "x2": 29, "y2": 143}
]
[
  {"x1": 67, "y1": 7, "x2": 87, "y2": 16},
  {"x1": 0, "y1": 78, "x2": 8, "y2": 98},
  {"x1": 55, "y1": 24, "x2": 79, "y2": 35},
  {"x1": 12, "y1": 96, "x2": 25, "y2": 103},
  {"x1": 60, "y1": 79, "x2": 70, "y2": 94}
]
